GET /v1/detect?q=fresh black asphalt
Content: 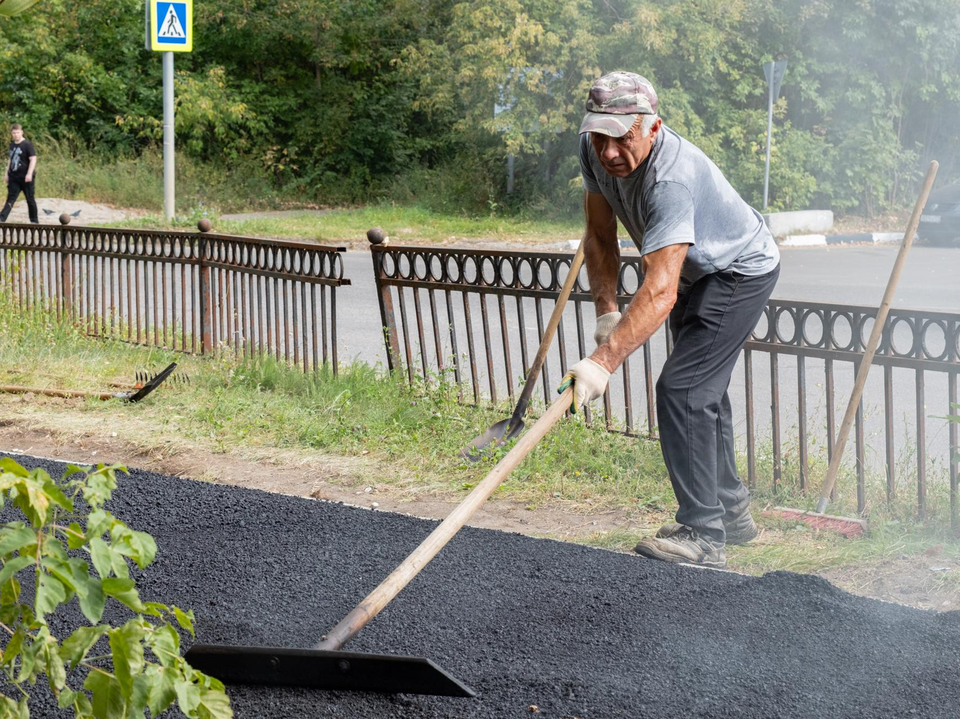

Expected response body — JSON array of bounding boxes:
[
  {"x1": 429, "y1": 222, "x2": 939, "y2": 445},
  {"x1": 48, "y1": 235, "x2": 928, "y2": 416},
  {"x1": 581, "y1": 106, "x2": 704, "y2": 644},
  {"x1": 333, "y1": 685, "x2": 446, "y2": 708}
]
[{"x1": 4, "y1": 452, "x2": 960, "y2": 718}]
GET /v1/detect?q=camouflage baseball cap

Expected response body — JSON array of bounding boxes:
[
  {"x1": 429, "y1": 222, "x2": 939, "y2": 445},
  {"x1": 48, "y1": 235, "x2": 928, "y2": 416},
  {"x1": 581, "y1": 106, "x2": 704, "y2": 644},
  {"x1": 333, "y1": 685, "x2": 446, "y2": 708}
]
[{"x1": 578, "y1": 71, "x2": 658, "y2": 137}]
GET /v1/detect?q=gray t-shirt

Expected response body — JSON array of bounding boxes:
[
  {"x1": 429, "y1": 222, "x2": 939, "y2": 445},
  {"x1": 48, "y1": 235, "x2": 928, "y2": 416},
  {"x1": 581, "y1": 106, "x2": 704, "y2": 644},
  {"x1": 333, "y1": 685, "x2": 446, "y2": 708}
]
[{"x1": 580, "y1": 125, "x2": 779, "y2": 285}]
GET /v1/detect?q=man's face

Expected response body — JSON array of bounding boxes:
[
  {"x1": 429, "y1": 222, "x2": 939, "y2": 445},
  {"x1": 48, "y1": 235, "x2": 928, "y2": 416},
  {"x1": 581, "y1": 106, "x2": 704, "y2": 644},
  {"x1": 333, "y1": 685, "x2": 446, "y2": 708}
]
[
  {"x1": 10, "y1": 128, "x2": 23, "y2": 143},
  {"x1": 590, "y1": 118, "x2": 661, "y2": 177}
]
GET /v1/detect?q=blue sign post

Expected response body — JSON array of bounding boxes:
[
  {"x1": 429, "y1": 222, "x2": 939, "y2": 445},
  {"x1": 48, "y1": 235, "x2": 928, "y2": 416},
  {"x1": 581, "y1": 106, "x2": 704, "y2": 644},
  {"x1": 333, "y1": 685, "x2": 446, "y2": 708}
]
[{"x1": 145, "y1": 0, "x2": 192, "y2": 219}]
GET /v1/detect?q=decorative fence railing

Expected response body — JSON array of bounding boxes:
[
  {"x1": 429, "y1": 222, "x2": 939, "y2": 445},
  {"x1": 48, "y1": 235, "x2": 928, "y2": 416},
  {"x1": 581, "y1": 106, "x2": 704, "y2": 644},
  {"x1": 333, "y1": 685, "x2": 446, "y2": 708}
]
[
  {"x1": 0, "y1": 223, "x2": 349, "y2": 372},
  {"x1": 371, "y1": 242, "x2": 960, "y2": 526}
]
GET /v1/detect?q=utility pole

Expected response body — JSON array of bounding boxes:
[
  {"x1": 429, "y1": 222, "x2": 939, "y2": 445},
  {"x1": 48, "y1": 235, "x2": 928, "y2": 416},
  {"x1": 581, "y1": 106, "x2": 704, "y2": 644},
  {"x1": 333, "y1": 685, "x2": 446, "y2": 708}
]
[
  {"x1": 162, "y1": 52, "x2": 175, "y2": 220},
  {"x1": 762, "y1": 60, "x2": 787, "y2": 211}
]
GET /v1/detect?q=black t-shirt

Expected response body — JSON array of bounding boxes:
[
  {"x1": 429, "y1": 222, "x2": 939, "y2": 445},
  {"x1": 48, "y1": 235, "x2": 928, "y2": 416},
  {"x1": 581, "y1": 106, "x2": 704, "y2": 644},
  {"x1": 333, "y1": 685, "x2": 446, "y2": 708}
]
[{"x1": 7, "y1": 140, "x2": 36, "y2": 180}]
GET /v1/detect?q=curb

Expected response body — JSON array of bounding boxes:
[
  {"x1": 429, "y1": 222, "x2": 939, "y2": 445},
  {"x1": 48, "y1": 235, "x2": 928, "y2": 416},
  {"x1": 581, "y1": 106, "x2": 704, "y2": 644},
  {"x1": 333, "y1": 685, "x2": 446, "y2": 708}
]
[
  {"x1": 567, "y1": 235, "x2": 905, "y2": 250},
  {"x1": 781, "y1": 232, "x2": 904, "y2": 247}
]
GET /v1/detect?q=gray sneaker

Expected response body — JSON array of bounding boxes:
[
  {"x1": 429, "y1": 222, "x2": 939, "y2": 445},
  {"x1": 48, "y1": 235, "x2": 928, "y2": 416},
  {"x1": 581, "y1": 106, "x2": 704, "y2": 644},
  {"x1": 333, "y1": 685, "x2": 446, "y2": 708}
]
[
  {"x1": 634, "y1": 526, "x2": 726, "y2": 568},
  {"x1": 656, "y1": 509, "x2": 759, "y2": 546}
]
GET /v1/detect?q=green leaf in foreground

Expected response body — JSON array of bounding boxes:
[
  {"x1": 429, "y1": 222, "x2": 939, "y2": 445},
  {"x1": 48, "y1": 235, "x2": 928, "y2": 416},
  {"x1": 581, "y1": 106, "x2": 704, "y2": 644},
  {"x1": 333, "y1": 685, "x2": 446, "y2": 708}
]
[
  {"x1": 60, "y1": 625, "x2": 110, "y2": 669},
  {"x1": 35, "y1": 573, "x2": 68, "y2": 617},
  {"x1": 196, "y1": 686, "x2": 234, "y2": 719},
  {"x1": 102, "y1": 577, "x2": 144, "y2": 612},
  {"x1": 0, "y1": 525, "x2": 37, "y2": 556},
  {"x1": 84, "y1": 668, "x2": 125, "y2": 719},
  {"x1": 175, "y1": 678, "x2": 202, "y2": 715},
  {"x1": 0, "y1": 458, "x2": 232, "y2": 717},
  {"x1": 0, "y1": 695, "x2": 29, "y2": 719},
  {"x1": 172, "y1": 606, "x2": 196, "y2": 637},
  {"x1": 0, "y1": 555, "x2": 33, "y2": 587},
  {"x1": 146, "y1": 665, "x2": 178, "y2": 716},
  {"x1": 109, "y1": 621, "x2": 146, "y2": 695}
]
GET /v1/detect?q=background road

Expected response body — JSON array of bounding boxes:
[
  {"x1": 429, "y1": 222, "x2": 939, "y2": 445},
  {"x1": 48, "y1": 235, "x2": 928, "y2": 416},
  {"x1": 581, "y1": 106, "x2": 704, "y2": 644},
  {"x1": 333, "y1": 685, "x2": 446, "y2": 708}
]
[{"x1": 335, "y1": 244, "x2": 960, "y2": 365}]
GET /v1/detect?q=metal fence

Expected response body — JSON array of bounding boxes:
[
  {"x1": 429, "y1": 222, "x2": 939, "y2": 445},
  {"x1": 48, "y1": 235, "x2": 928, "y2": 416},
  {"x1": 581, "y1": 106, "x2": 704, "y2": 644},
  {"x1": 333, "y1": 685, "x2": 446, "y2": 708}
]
[
  {"x1": 371, "y1": 243, "x2": 960, "y2": 526},
  {"x1": 0, "y1": 223, "x2": 349, "y2": 372}
]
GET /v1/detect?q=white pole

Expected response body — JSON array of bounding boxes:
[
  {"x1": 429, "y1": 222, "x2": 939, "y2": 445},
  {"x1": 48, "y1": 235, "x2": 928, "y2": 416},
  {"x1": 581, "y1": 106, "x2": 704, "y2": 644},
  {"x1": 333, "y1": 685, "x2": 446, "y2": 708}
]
[
  {"x1": 763, "y1": 73, "x2": 773, "y2": 211},
  {"x1": 162, "y1": 51, "x2": 175, "y2": 220}
]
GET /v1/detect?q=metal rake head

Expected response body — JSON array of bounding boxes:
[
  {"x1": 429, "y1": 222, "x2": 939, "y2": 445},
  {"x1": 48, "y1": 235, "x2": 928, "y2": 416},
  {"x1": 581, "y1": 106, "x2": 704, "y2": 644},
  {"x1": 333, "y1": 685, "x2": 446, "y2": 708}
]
[
  {"x1": 119, "y1": 362, "x2": 179, "y2": 403},
  {"x1": 134, "y1": 369, "x2": 189, "y2": 389}
]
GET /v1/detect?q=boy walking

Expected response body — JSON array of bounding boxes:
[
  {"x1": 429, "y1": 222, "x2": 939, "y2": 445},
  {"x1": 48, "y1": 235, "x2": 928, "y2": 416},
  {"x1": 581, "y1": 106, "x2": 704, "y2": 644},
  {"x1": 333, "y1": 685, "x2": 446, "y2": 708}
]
[{"x1": 1, "y1": 123, "x2": 38, "y2": 224}]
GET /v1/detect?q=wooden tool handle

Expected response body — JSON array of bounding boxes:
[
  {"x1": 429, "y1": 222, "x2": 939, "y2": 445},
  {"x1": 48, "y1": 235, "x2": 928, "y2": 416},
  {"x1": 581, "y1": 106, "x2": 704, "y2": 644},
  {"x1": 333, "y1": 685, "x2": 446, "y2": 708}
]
[
  {"x1": 0, "y1": 385, "x2": 114, "y2": 400},
  {"x1": 816, "y1": 160, "x2": 939, "y2": 512},
  {"x1": 508, "y1": 241, "x2": 586, "y2": 426},
  {"x1": 317, "y1": 387, "x2": 574, "y2": 651}
]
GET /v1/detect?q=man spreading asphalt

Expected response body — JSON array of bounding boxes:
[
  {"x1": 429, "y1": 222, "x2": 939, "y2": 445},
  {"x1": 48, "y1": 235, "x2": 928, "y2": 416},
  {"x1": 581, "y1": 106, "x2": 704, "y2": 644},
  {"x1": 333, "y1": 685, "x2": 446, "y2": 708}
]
[
  {"x1": 559, "y1": 72, "x2": 780, "y2": 568},
  {"x1": 1, "y1": 123, "x2": 39, "y2": 224}
]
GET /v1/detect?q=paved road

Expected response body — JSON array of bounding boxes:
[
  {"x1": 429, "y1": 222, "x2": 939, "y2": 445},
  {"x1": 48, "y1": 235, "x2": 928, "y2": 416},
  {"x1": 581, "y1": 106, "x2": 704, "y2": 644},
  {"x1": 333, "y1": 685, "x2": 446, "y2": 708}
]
[{"x1": 335, "y1": 244, "x2": 960, "y2": 365}]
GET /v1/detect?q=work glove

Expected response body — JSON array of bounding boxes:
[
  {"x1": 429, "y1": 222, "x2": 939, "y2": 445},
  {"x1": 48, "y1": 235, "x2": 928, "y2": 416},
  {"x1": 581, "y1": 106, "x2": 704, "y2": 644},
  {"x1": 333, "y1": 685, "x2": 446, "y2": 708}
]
[
  {"x1": 557, "y1": 358, "x2": 611, "y2": 413},
  {"x1": 594, "y1": 311, "x2": 622, "y2": 347}
]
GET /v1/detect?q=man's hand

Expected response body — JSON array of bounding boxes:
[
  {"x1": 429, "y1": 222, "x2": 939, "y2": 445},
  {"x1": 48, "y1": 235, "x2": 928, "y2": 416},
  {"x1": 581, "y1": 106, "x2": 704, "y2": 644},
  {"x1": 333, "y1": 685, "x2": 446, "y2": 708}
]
[
  {"x1": 557, "y1": 358, "x2": 610, "y2": 413},
  {"x1": 2, "y1": 175, "x2": 7, "y2": 185},
  {"x1": 24, "y1": 174, "x2": 32, "y2": 183},
  {"x1": 594, "y1": 311, "x2": 621, "y2": 346}
]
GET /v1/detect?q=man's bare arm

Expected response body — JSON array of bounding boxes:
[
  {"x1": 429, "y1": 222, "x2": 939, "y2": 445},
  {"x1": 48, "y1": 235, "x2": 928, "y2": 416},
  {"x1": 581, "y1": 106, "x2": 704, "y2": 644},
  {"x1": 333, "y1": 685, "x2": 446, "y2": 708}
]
[
  {"x1": 25, "y1": 155, "x2": 36, "y2": 181},
  {"x1": 582, "y1": 191, "x2": 620, "y2": 316},
  {"x1": 590, "y1": 243, "x2": 689, "y2": 373},
  {"x1": 2, "y1": 158, "x2": 9, "y2": 184}
]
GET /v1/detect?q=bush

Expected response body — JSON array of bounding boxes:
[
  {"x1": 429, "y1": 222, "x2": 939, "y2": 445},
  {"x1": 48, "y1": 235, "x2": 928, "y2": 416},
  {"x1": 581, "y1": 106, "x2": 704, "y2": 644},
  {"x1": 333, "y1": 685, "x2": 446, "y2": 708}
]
[{"x1": 0, "y1": 459, "x2": 232, "y2": 718}]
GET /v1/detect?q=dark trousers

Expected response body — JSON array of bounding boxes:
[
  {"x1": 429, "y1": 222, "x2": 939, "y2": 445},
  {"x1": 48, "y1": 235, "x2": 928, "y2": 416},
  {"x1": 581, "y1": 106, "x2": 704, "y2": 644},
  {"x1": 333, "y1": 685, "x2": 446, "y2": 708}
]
[
  {"x1": 0, "y1": 178, "x2": 38, "y2": 223},
  {"x1": 656, "y1": 265, "x2": 780, "y2": 543}
]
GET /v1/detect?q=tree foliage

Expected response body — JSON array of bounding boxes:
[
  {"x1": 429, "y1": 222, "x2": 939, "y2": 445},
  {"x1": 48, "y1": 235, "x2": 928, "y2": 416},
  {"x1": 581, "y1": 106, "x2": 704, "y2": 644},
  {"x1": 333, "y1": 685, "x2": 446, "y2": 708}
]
[
  {"x1": 0, "y1": 458, "x2": 232, "y2": 719},
  {"x1": 0, "y1": 0, "x2": 957, "y2": 214}
]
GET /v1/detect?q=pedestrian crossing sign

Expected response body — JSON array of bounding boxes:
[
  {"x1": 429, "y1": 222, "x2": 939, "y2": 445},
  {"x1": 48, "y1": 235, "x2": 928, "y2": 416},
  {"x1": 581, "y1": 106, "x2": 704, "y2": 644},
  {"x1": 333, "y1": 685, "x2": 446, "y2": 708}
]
[{"x1": 147, "y1": 0, "x2": 192, "y2": 52}]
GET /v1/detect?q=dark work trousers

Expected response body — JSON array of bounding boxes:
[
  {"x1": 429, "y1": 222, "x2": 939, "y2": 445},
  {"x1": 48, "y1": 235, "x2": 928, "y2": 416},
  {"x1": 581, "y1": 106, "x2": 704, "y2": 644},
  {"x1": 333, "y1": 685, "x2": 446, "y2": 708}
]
[
  {"x1": 0, "y1": 179, "x2": 39, "y2": 223},
  {"x1": 656, "y1": 265, "x2": 780, "y2": 543}
]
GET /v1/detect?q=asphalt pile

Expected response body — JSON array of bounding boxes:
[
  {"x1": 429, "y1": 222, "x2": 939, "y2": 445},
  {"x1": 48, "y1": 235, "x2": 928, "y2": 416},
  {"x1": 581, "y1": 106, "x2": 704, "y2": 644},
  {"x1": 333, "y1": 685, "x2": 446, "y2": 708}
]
[{"x1": 4, "y1": 452, "x2": 960, "y2": 718}]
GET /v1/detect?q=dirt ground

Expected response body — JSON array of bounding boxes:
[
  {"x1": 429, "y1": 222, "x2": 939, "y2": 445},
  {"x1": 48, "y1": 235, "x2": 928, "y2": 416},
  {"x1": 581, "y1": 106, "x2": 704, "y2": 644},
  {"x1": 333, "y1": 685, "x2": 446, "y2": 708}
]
[{"x1": 0, "y1": 405, "x2": 957, "y2": 613}]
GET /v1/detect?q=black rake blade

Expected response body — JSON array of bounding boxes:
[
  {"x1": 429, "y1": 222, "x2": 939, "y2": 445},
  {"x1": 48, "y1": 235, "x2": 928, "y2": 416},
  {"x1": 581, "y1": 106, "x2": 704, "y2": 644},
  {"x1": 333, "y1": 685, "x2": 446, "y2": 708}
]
[
  {"x1": 122, "y1": 362, "x2": 178, "y2": 403},
  {"x1": 185, "y1": 644, "x2": 476, "y2": 698}
]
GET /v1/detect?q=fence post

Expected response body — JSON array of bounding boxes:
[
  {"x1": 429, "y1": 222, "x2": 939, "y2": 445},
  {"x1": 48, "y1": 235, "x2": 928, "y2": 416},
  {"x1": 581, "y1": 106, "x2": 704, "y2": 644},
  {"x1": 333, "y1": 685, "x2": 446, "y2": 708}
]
[
  {"x1": 370, "y1": 238, "x2": 401, "y2": 372},
  {"x1": 199, "y1": 237, "x2": 214, "y2": 353},
  {"x1": 59, "y1": 226, "x2": 73, "y2": 321}
]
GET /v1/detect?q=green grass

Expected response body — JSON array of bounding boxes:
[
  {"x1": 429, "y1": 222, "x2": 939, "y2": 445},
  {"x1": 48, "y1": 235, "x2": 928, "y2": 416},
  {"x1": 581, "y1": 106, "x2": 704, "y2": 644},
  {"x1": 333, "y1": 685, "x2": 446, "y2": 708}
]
[
  {"x1": 744, "y1": 412, "x2": 958, "y2": 526},
  {"x1": 109, "y1": 204, "x2": 583, "y2": 246},
  {"x1": 575, "y1": 515, "x2": 960, "y2": 577},
  {"x1": 0, "y1": 293, "x2": 666, "y2": 511},
  {"x1": 37, "y1": 142, "x2": 584, "y2": 244}
]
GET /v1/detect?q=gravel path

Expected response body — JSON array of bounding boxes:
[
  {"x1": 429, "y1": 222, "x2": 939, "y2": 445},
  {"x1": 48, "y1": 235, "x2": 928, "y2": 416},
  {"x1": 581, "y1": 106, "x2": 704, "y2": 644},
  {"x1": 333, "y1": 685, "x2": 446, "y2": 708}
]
[
  {"x1": 5, "y1": 452, "x2": 960, "y2": 718},
  {"x1": 2, "y1": 197, "x2": 142, "y2": 225}
]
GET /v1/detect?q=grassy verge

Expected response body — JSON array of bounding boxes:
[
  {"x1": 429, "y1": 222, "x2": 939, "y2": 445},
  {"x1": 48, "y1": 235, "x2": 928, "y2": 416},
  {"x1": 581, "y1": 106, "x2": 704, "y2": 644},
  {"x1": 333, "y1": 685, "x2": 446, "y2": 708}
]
[
  {"x1": 109, "y1": 205, "x2": 583, "y2": 246},
  {"x1": 577, "y1": 515, "x2": 960, "y2": 577},
  {"x1": 1, "y1": 295, "x2": 958, "y2": 584},
  {"x1": 0, "y1": 294, "x2": 666, "y2": 512},
  {"x1": 39, "y1": 142, "x2": 584, "y2": 245},
  {"x1": 38, "y1": 140, "x2": 284, "y2": 213}
]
